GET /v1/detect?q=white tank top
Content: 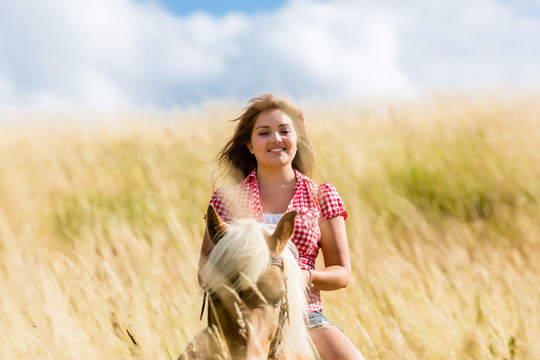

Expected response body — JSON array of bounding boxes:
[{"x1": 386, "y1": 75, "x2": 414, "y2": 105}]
[{"x1": 263, "y1": 213, "x2": 284, "y2": 225}]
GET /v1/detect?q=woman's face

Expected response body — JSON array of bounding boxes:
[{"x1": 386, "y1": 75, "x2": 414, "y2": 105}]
[{"x1": 247, "y1": 110, "x2": 298, "y2": 171}]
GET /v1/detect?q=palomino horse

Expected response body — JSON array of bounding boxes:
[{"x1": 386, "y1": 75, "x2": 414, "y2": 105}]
[{"x1": 178, "y1": 205, "x2": 315, "y2": 359}]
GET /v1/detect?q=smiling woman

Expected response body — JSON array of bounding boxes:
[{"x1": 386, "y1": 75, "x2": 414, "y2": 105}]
[{"x1": 198, "y1": 94, "x2": 364, "y2": 359}]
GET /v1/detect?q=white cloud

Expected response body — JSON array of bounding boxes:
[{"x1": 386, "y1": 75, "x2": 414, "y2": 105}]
[
  {"x1": 249, "y1": 0, "x2": 411, "y2": 98},
  {"x1": 0, "y1": 0, "x2": 539, "y2": 111}
]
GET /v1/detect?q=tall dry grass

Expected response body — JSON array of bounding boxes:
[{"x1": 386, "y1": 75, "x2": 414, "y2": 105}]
[{"x1": 1, "y1": 92, "x2": 539, "y2": 359}]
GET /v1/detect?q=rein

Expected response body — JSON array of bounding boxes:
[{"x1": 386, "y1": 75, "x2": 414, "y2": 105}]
[
  {"x1": 200, "y1": 253, "x2": 289, "y2": 360},
  {"x1": 268, "y1": 254, "x2": 289, "y2": 360}
]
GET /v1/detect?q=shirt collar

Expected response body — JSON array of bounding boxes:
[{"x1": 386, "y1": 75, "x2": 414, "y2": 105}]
[
  {"x1": 242, "y1": 168, "x2": 308, "y2": 186},
  {"x1": 242, "y1": 169, "x2": 258, "y2": 185}
]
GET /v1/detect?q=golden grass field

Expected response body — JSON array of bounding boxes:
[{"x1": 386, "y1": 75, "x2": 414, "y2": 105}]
[{"x1": 1, "y1": 92, "x2": 539, "y2": 359}]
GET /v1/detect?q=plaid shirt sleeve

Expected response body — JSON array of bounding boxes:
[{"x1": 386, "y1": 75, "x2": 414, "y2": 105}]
[{"x1": 318, "y1": 183, "x2": 347, "y2": 220}]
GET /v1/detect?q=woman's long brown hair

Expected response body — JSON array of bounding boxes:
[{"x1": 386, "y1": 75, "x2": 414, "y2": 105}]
[{"x1": 215, "y1": 94, "x2": 314, "y2": 183}]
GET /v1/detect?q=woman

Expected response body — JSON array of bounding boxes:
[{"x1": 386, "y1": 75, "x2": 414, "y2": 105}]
[{"x1": 198, "y1": 94, "x2": 363, "y2": 359}]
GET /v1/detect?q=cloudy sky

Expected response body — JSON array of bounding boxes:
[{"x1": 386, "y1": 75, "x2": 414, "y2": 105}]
[{"x1": 1, "y1": 0, "x2": 539, "y2": 111}]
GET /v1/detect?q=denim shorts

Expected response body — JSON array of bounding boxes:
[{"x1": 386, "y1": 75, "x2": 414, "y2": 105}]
[{"x1": 307, "y1": 310, "x2": 334, "y2": 330}]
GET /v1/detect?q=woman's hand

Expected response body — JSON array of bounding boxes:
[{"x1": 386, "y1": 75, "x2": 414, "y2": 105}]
[{"x1": 302, "y1": 269, "x2": 314, "y2": 288}]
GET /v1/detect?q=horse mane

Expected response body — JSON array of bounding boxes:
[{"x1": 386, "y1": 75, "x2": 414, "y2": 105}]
[{"x1": 201, "y1": 218, "x2": 314, "y2": 358}]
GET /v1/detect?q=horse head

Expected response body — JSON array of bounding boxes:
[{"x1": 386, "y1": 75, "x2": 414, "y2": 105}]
[
  {"x1": 206, "y1": 205, "x2": 296, "y2": 359},
  {"x1": 179, "y1": 205, "x2": 313, "y2": 360}
]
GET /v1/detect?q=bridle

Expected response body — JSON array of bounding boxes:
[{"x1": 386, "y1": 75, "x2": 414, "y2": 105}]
[
  {"x1": 200, "y1": 253, "x2": 290, "y2": 360},
  {"x1": 267, "y1": 254, "x2": 289, "y2": 360}
]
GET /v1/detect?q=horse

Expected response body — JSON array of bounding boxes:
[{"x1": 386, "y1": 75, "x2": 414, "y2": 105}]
[{"x1": 177, "y1": 205, "x2": 315, "y2": 359}]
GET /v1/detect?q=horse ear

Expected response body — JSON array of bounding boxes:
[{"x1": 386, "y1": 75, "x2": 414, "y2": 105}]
[
  {"x1": 207, "y1": 205, "x2": 227, "y2": 244},
  {"x1": 268, "y1": 210, "x2": 297, "y2": 254}
]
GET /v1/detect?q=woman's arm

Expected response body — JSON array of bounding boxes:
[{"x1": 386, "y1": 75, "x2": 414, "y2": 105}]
[{"x1": 304, "y1": 215, "x2": 351, "y2": 291}]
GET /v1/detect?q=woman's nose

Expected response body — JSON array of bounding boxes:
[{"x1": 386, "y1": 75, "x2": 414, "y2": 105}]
[{"x1": 270, "y1": 131, "x2": 282, "y2": 143}]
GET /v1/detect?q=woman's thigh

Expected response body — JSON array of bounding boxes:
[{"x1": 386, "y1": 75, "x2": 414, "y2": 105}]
[{"x1": 307, "y1": 313, "x2": 364, "y2": 360}]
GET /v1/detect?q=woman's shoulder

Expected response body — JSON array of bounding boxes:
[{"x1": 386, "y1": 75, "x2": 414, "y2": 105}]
[
  {"x1": 211, "y1": 182, "x2": 246, "y2": 201},
  {"x1": 212, "y1": 169, "x2": 257, "y2": 195},
  {"x1": 294, "y1": 170, "x2": 318, "y2": 190},
  {"x1": 209, "y1": 178, "x2": 254, "y2": 220},
  {"x1": 317, "y1": 182, "x2": 341, "y2": 196},
  {"x1": 295, "y1": 171, "x2": 340, "y2": 196}
]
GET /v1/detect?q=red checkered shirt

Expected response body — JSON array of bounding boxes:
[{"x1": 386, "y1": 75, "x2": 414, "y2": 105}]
[{"x1": 208, "y1": 169, "x2": 347, "y2": 312}]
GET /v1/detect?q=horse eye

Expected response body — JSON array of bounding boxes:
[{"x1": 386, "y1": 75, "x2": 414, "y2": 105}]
[{"x1": 271, "y1": 293, "x2": 285, "y2": 308}]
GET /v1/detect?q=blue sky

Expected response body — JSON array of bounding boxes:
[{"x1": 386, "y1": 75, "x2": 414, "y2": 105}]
[
  {"x1": 0, "y1": 0, "x2": 539, "y2": 111},
  {"x1": 138, "y1": 0, "x2": 288, "y2": 16}
]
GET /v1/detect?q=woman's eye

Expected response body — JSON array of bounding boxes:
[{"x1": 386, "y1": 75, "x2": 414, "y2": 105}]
[
  {"x1": 280, "y1": 129, "x2": 291, "y2": 135},
  {"x1": 258, "y1": 131, "x2": 269, "y2": 136}
]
